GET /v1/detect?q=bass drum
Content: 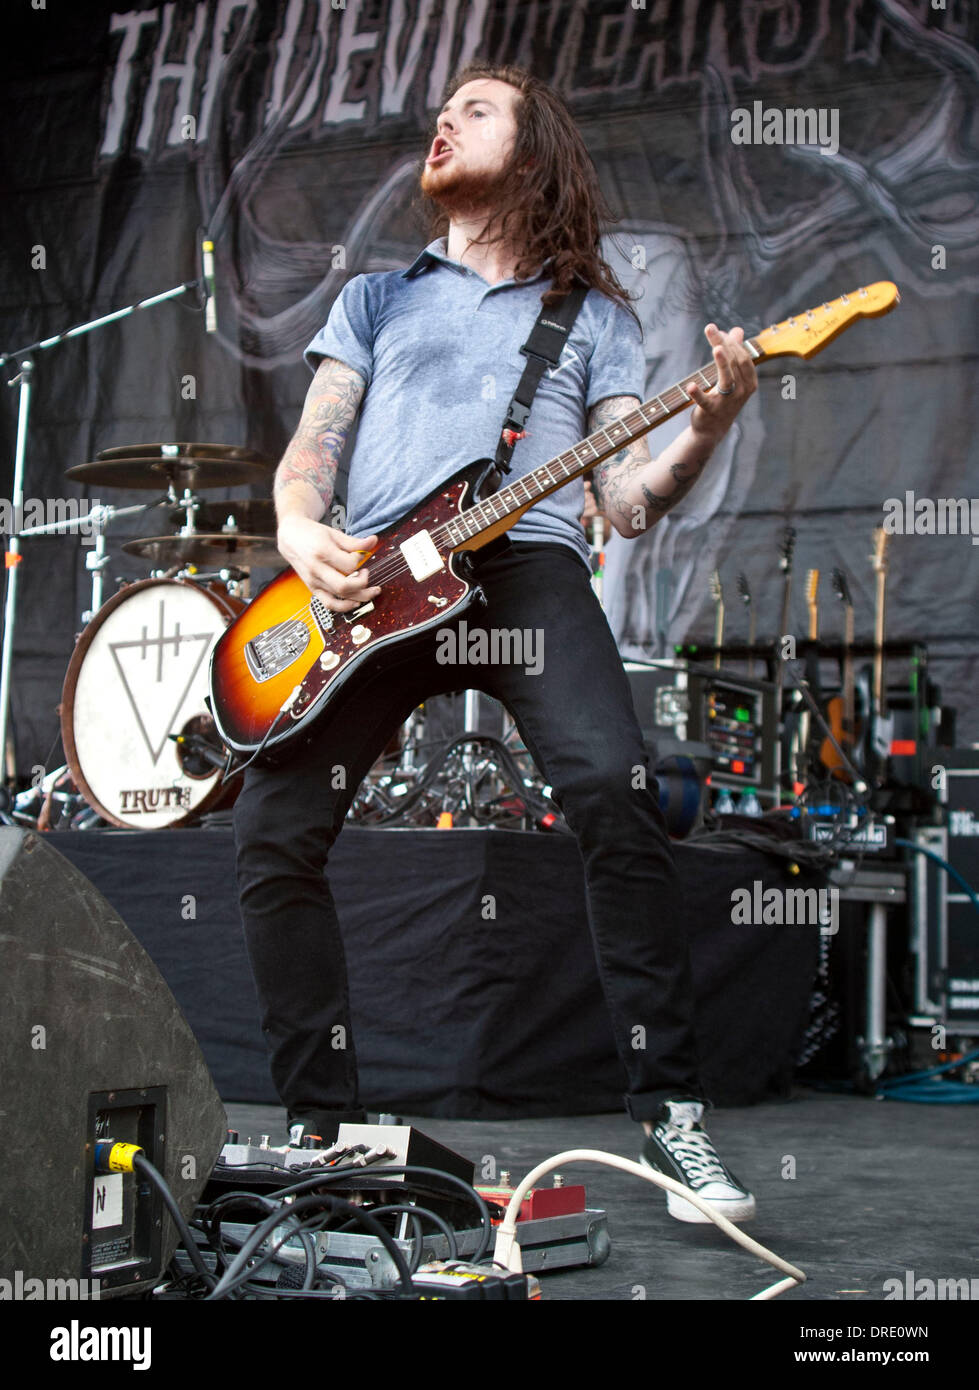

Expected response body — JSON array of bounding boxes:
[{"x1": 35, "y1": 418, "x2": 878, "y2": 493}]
[{"x1": 61, "y1": 578, "x2": 244, "y2": 829}]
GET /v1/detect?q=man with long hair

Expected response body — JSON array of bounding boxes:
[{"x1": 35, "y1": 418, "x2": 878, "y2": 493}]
[{"x1": 234, "y1": 64, "x2": 759, "y2": 1224}]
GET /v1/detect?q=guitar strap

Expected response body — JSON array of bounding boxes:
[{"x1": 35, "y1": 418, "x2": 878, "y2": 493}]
[{"x1": 487, "y1": 279, "x2": 589, "y2": 492}]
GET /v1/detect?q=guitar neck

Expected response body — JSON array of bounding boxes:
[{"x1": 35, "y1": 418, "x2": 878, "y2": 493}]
[
  {"x1": 842, "y1": 606, "x2": 855, "y2": 730},
  {"x1": 447, "y1": 281, "x2": 900, "y2": 548},
  {"x1": 873, "y1": 570, "x2": 888, "y2": 715},
  {"x1": 778, "y1": 575, "x2": 792, "y2": 643},
  {"x1": 448, "y1": 349, "x2": 755, "y2": 546}
]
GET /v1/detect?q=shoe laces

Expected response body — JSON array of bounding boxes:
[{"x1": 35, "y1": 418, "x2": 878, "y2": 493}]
[{"x1": 655, "y1": 1111, "x2": 731, "y2": 1187}]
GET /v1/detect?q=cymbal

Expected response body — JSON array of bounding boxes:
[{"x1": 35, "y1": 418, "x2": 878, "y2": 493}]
[
  {"x1": 122, "y1": 533, "x2": 283, "y2": 569},
  {"x1": 168, "y1": 499, "x2": 276, "y2": 534},
  {"x1": 68, "y1": 443, "x2": 272, "y2": 490},
  {"x1": 96, "y1": 442, "x2": 270, "y2": 463}
]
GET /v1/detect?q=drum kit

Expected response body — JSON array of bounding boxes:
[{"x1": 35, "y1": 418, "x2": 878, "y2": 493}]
[
  {"x1": 12, "y1": 442, "x2": 555, "y2": 837},
  {"x1": 11, "y1": 440, "x2": 591, "y2": 837},
  {"x1": 17, "y1": 442, "x2": 279, "y2": 831}
]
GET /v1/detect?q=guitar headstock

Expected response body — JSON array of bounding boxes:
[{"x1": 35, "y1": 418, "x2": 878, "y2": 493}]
[
  {"x1": 737, "y1": 573, "x2": 751, "y2": 606},
  {"x1": 753, "y1": 283, "x2": 899, "y2": 360},
  {"x1": 709, "y1": 570, "x2": 723, "y2": 604},
  {"x1": 832, "y1": 567, "x2": 853, "y2": 609},
  {"x1": 806, "y1": 569, "x2": 820, "y2": 607},
  {"x1": 872, "y1": 526, "x2": 890, "y2": 574},
  {"x1": 779, "y1": 525, "x2": 796, "y2": 573}
]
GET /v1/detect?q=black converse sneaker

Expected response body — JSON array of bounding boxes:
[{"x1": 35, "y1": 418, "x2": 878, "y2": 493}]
[{"x1": 640, "y1": 1100, "x2": 756, "y2": 1224}]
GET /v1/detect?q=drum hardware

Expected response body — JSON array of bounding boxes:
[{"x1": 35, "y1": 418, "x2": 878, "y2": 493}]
[
  {"x1": 349, "y1": 697, "x2": 560, "y2": 832},
  {"x1": 10, "y1": 764, "x2": 103, "y2": 833},
  {"x1": 14, "y1": 494, "x2": 173, "y2": 627},
  {"x1": 163, "y1": 565, "x2": 252, "y2": 600},
  {"x1": 83, "y1": 498, "x2": 169, "y2": 622},
  {"x1": 0, "y1": 276, "x2": 215, "y2": 780},
  {"x1": 167, "y1": 499, "x2": 275, "y2": 535}
]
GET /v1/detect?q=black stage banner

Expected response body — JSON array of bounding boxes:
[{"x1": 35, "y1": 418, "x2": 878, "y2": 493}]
[{"x1": 0, "y1": 0, "x2": 977, "y2": 774}]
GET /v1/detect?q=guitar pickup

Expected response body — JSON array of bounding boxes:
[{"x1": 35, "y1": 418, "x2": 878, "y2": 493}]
[{"x1": 400, "y1": 530, "x2": 444, "y2": 582}]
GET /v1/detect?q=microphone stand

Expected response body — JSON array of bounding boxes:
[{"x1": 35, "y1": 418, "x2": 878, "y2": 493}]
[
  {"x1": 779, "y1": 653, "x2": 869, "y2": 797},
  {"x1": 0, "y1": 279, "x2": 203, "y2": 783}
]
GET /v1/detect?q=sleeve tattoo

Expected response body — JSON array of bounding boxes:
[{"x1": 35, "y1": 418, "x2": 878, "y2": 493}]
[
  {"x1": 588, "y1": 395, "x2": 709, "y2": 530},
  {"x1": 273, "y1": 357, "x2": 366, "y2": 513}
]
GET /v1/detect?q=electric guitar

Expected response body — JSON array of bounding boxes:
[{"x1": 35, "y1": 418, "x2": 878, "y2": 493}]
[
  {"x1": 820, "y1": 568, "x2": 861, "y2": 779},
  {"x1": 865, "y1": 526, "x2": 894, "y2": 784},
  {"x1": 737, "y1": 573, "x2": 755, "y2": 678},
  {"x1": 789, "y1": 569, "x2": 820, "y2": 787},
  {"x1": 710, "y1": 571, "x2": 724, "y2": 671},
  {"x1": 773, "y1": 524, "x2": 795, "y2": 716},
  {"x1": 209, "y1": 282, "x2": 900, "y2": 758}
]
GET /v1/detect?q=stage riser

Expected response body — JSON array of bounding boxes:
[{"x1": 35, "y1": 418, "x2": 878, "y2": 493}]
[{"x1": 46, "y1": 828, "x2": 820, "y2": 1116}]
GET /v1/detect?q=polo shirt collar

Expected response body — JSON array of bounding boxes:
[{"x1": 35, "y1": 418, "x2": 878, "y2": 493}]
[{"x1": 401, "y1": 237, "x2": 555, "y2": 282}]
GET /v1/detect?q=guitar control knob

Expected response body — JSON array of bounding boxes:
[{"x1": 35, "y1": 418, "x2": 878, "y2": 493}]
[
  {"x1": 350, "y1": 625, "x2": 371, "y2": 645},
  {"x1": 320, "y1": 651, "x2": 340, "y2": 671}
]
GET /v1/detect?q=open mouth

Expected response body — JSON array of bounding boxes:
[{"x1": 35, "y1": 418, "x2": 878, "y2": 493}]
[{"x1": 426, "y1": 137, "x2": 454, "y2": 164}]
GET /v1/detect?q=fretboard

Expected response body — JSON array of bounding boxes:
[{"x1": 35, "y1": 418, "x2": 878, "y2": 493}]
[{"x1": 438, "y1": 341, "x2": 761, "y2": 548}]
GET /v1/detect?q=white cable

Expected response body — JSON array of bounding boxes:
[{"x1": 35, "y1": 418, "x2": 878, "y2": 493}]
[{"x1": 492, "y1": 1149, "x2": 806, "y2": 1300}]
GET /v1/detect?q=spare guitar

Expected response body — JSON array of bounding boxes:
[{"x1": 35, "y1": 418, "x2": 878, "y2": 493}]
[
  {"x1": 820, "y1": 567, "x2": 861, "y2": 780},
  {"x1": 789, "y1": 569, "x2": 821, "y2": 788},
  {"x1": 737, "y1": 573, "x2": 756, "y2": 678},
  {"x1": 773, "y1": 524, "x2": 796, "y2": 728},
  {"x1": 209, "y1": 282, "x2": 900, "y2": 759},
  {"x1": 709, "y1": 571, "x2": 725, "y2": 671},
  {"x1": 865, "y1": 526, "x2": 894, "y2": 786}
]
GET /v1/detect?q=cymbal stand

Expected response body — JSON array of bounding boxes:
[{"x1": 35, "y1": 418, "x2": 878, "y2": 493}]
[
  {"x1": 0, "y1": 278, "x2": 201, "y2": 779},
  {"x1": 16, "y1": 496, "x2": 168, "y2": 623}
]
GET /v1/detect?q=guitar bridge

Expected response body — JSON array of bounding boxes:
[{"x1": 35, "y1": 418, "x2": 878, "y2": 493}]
[{"x1": 244, "y1": 618, "x2": 311, "y2": 683}]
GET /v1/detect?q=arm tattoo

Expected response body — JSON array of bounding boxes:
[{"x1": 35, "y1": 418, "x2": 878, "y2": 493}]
[
  {"x1": 641, "y1": 484, "x2": 671, "y2": 513},
  {"x1": 588, "y1": 396, "x2": 650, "y2": 517},
  {"x1": 588, "y1": 395, "x2": 712, "y2": 528},
  {"x1": 273, "y1": 357, "x2": 366, "y2": 512}
]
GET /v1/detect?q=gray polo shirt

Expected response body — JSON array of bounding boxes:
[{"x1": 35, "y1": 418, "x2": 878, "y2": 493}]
[{"x1": 304, "y1": 237, "x2": 646, "y2": 565}]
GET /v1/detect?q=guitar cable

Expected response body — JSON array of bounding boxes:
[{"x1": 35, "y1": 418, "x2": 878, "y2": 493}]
[{"x1": 218, "y1": 699, "x2": 298, "y2": 784}]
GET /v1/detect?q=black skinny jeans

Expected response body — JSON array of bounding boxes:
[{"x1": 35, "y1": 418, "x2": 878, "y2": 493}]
[{"x1": 233, "y1": 541, "x2": 706, "y2": 1125}]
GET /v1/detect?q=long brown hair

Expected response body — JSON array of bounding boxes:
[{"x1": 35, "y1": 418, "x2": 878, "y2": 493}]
[{"x1": 419, "y1": 63, "x2": 641, "y2": 333}]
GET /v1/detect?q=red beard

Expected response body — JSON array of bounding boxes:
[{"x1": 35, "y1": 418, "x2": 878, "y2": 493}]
[{"x1": 419, "y1": 155, "x2": 514, "y2": 217}]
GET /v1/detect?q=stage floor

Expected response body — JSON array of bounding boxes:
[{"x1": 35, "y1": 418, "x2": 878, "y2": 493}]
[{"x1": 225, "y1": 1086, "x2": 979, "y2": 1303}]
